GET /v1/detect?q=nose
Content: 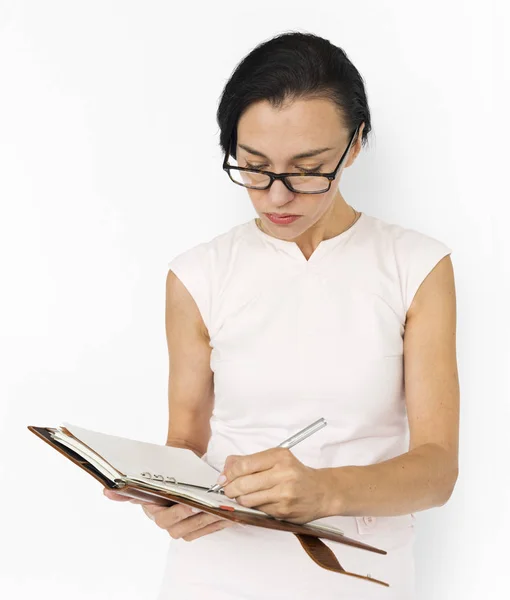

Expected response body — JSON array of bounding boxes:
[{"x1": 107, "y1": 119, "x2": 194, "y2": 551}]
[{"x1": 266, "y1": 178, "x2": 296, "y2": 208}]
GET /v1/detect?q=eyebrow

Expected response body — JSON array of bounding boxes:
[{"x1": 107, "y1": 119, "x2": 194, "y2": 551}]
[{"x1": 237, "y1": 143, "x2": 334, "y2": 161}]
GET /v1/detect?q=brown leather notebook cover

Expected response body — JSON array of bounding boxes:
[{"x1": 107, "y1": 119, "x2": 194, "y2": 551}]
[{"x1": 28, "y1": 425, "x2": 390, "y2": 587}]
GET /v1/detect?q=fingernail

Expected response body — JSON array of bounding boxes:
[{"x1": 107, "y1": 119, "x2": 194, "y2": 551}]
[
  {"x1": 190, "y1": 506, "x2": 201, "y2": 513},
  {"x1": 216, "y1": 474, "x2": 227, "y2": 485}
]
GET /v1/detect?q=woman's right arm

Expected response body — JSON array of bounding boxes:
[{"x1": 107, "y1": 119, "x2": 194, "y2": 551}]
[
  {"x1": 104, "y1": 270, "x2": 237, "y2": 540},
  {"x1": 163, "y1": 268, "x2": 214, "y2": 457}
]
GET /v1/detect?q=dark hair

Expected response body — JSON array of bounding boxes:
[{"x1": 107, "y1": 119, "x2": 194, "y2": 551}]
[{"x1": 216, "y1": 31, "x2": 372, "y2": 160}]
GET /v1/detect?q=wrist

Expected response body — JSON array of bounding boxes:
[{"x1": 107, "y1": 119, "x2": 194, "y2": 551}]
[{"x1": 317, "y1": 466, "x2": 352, "y2": 517}]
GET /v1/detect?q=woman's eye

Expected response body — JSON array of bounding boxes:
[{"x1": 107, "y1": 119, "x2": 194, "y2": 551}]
[
  {"x1": 245, "y1": 162, "x2": 267, "y2": 170},
  {"x1": 245, "y1": 162, "x2": 323, "y2": 173},
  {"x1": 300, "y1": 165, "x2": 324, "y2": 173},
  {"x1": 291, "y1": 165, "x2": 324, "y2": 174}
]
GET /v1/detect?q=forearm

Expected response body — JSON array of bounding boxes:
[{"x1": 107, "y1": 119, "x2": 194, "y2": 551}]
[{"x1": 320, "y1": 443, "x2": 458, "y2": 518}]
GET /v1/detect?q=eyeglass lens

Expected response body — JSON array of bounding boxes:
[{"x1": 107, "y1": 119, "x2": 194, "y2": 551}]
[{"x1": 229, "y1": 169, "x2": 330, "y2": 193}]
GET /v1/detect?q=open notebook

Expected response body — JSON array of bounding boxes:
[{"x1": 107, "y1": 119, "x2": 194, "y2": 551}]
[
  {"x1": 34, "y1": 423, "x2": 344, "y2": 534},
  {"x1": 28, "y1": 422, "x2": 390, "y2": 587}
]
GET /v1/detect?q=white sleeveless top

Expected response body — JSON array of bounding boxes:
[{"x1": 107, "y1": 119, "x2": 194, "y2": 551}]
[{"x1": 158, "y1": 212, "x2": 452, "y2": 600}]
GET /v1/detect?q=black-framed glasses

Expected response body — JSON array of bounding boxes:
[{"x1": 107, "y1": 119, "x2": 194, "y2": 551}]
[{"x1": 222, "y1": 124, "x2": 360, "y2": 194}]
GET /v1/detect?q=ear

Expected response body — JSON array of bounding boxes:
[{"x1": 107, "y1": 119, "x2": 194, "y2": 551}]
[{"x1": 345, "y1": 122, "x2": 365, "y2": 168}]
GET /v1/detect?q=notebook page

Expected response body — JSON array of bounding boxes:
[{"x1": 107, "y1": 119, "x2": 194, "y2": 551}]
[
  {"x1": 51, "y1": 430, "x2": 122, "y2": 482},
  {"x1": 62, "y1": 423, "x2": 220, "y2": 488}
]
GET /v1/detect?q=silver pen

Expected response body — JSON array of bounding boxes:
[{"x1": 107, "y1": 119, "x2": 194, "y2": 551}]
[{"x1": 206, "y1": 417, "x2": 327, "y2": 493}]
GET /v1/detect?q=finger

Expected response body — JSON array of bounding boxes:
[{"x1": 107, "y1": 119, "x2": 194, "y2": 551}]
[
  {"x1": 221, "y1": 454, "x2": 243, "y2": 472},
  {"x1": 223, "y1": 468, "x2": 277, "y2": 500},
  {"x1": 169, "y1": 512, "x2": 229, "y2": 540},
  {"x1": 164, "y1": 509, "x2": 222, "y2": 538},
  {"x1": 104, "y1": 488, "x2": 163, "y2": 507},
  {"x1": 103, "y1": 489, "x2": 132, "y2": 502},
  {"x1": 252, "y1": 501, "x2": 303, "y2": 523},
  {"x1": 142, "y1": 505, "x2": 159, "y2": 520},
  {"x1": 127, "y1": 497, "x2": 154, "y2": 505},
  {"x1": 225, "y1": 447, "x2": 292, "y2": 483},
  {"x1": 181, "y1": 519, "x2": 234, "y2": 542},
  {"x1": 233, "y1": 488, "x2": 277, "y2": 510},
  {"x1": 141, "y1": 503, "x2": 169, "y2": 517},
  {"x1": 148, "y1": 502, "x2": 197, "y2": 528}
]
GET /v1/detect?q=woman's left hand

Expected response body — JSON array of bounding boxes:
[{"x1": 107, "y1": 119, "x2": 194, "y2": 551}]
[{"x1": 219, "y1": 447, "x2": 332, "y2": 524}]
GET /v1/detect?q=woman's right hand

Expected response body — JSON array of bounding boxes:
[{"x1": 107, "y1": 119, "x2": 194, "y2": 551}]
[{"x1": 103, "y1": 488, "x2": 240, "y2": 541}]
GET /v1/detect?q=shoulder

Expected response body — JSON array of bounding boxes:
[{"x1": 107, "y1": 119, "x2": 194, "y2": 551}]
[
  {"x1": 167, "y1": 220, "x2": 253, "y2": 271},
  {"x1": 361, "y1": 213, "x2": 450, "y2": 253},
  {"x1": 166, "y1": 220, "x2": 254, "y2": 334},
  {"x1": 361, "y1": 213, "x2": 453, "y2": 315}
]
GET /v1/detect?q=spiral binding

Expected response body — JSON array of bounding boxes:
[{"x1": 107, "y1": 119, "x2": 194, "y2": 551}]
[
  {"x1": 139, "y1": 471, "x2": 225, "y2": 494},
  {"x1": 140, "y1": 471, "x2": 177, "y2": 484}
]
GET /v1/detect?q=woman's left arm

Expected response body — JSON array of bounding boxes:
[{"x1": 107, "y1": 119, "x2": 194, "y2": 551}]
[
  {"x1": 322, "y1": 254, "x2": 460, "y2": 518},
  {"x1": 221, "y1": 256, "x2": 459, "y2": 522}
]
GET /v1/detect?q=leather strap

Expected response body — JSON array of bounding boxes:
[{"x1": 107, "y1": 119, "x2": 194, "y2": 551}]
[{"x1": 294, "y1": 534, "x2": 389, "y2": 587}]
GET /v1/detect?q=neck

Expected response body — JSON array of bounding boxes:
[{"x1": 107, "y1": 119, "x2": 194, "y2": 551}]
[{"x1": 256, "y1": 195, "x2": 360, "y2": 261}]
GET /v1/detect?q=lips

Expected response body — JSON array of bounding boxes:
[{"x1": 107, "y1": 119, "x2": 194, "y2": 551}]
[{"x1": 266, "y1": 213, "x2": 299, "y2": 217}]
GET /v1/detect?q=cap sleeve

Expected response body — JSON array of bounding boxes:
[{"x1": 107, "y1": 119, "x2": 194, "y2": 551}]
[
  {"x1": 167, "y1": 242, "x2": 212, "y2": 334},
  {"x1": 395, "y1": 228, "x2": 453, "y2": 315}
]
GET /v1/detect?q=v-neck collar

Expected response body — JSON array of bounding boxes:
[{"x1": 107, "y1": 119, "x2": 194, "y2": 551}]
[{"x1": 249, "y1": 212, "x2": 366, "y2": 264}]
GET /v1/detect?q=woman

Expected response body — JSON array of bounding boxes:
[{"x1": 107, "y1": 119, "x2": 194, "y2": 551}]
[{"x1": 105, "y1": 31, "x2": 459, "y2": 599}]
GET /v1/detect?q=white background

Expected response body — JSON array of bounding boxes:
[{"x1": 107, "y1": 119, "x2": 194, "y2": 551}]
[{"x1": 1, "y1": 1, "x2": 508, "y2": 598}]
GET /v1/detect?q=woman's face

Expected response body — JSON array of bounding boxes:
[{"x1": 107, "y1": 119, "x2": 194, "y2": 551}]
[{"x1": 235, "y1": 97, "x2": 364, "y2": 240}]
